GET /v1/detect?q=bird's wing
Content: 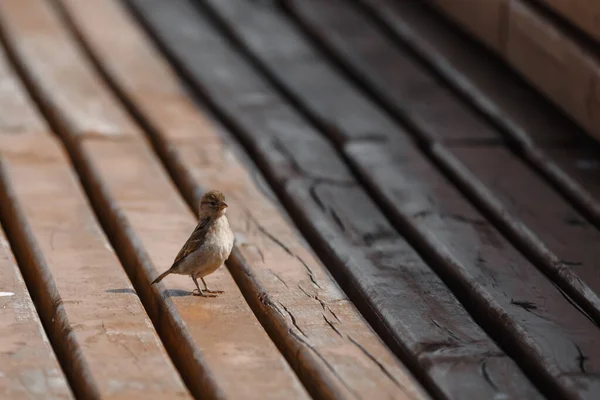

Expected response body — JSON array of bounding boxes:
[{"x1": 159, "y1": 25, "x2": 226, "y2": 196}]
[{"x1": 170, "y1": 216, "x2": 212, "y2": 269}]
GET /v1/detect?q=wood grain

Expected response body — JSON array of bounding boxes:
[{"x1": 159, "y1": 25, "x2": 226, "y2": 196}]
[
  {"x1": 279, "y1": 0, "x2": 600, "y2": 326},
  {"x1": 0, "y1": 133, "x2": 190, "y2": 400},
  {"x1": 131, "y1": 0, "x2": 600, "y2": 398},
  {"x1": 123, "y1": 0, "x2": 548, "y2": 399},
  {"x1": 280, "y1": 0, "x2": 600, "y2": 398},
  {"x1": 0, "y1": 214, "x2": 71, "y2": 400},
  {"x1": 53, "y1": 0, "x2": 429, "y2": 399},
  {"x1": 0, "y1": 42, "x2": 187, "y2": 399},
  {"x1": 352, "y1": 0, "x2": 600, "y2": 230},
  {"x1": 0, "y1": 0, "x2": 307, "y2": 398}
]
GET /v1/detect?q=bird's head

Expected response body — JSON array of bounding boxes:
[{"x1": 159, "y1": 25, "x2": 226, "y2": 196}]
[{"x1": 199, "y1": 190, "x2": 228, "y2": 217}]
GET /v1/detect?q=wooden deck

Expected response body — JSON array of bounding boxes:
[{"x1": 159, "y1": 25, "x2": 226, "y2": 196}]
[{"x1": 0, "y1": 0, "x2": 599, "y2": 399}]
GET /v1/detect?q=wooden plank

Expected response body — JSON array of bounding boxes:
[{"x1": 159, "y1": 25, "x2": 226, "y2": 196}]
[
  {"x1": 121, "y1": 1, "x2": 556, "y2": 399},
  {"x1": 0, "y1": 43, "x2": 186, "y2": 398},
  {"x1": 1, "y1": 133, "x2": 190, "y2": 399},
  {"x1": 0, "y1": 220, "x2": 71, "y2": 399},
  {"x1": 129, "y1": 0, "x2": 600, "y2": 399},
  {"x1": 0, "y1": 45, "x2": 46, "y2": 135},
  {"x1": 280, "y1": 0, "x2": 600, "y2": 325},
  {"x1": 0, "y1": 0, "x2": 308, "y2": 399},
  {"x1": 201, "y1": 0, "x2": 600, "y2": 331},
  {"x1": 504, "y1": 0, "x2": 600, "y2": 143},
  {"x1": 278, "y1": 0, "x2": 502, "y2": 145},
  {"x1": 346, "y1": 139, "x2": 600, "y2": 400},
  {"x1": 352, "y1": 0, "x2": 600, "y2": 230},
  {"x1": 537, "y1": 0, "x2": 600, "y2": 44},
  {"x1": 544, "y1": 147, "x2": 600, "y2": 203},
  {"x1": 422, "y1": 0, "x2": 600, "y2": 145},
  {"x1": 451, "y1": 145, "x2": 600, "y2": 298},
  {"x1": 53, "y1": 0, "x2": 430, "y2": 399},
  {"x1": 355, "y1": 0, "x2": 579, "y2": 146},
  {"x1": 421, "y1": 0, "x2": 508, "y2": 53},
  {"x1": 211, "y1": 0, "x2": 600, "y2": 331}
]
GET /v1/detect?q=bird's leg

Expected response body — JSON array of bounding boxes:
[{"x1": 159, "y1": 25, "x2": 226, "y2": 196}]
[
  {"x1": 192, "y1": 275, "x2": 216, "y2": 297},
  {"x1": 202, "y1": 277, "x2": 224, "y2": 294}
]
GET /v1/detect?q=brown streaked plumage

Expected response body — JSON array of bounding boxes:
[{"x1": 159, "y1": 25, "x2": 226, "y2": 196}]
[{"x1": 152, "y1": 190, "x2": 234, "y2": 297}]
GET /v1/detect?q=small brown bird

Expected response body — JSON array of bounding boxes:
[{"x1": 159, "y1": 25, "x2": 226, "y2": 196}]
[{"x1": 152, "y1": 190, "x2": 234, "y2": 297}]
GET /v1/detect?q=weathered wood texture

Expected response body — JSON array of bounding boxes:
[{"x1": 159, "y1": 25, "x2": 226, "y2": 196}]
[
  {"x1": 292, "y1": 0, "x2": 600, "y2": 326},
  {"x1": 0, "y1": 42, "x2": 186, "y2": 398},
  {"x1": 129, "y1": 0, "x2": 600, "y2": 399},
  {"x1": 124, "y1": 0, "x2": 600, "y2": 399},
  {"x1": 1, "y1": 133, "x2": 189, "y2": 400},
  {"x1": 282, "y1": 0, "x2": 600, "y2": 319},
  {"x1": 0, "y1": 221, "x2": 70, "y2": 399},
  {"x1": 52, "y1": 0, "x2": 429, "y2": 399},
  {"x1": 0, "y1": 0, "x2": 307, "y2": 399},
  {"x1": 352, "y1": 0, "x2": 600, "y2": 229},
  {"x1": 185, "y1": 2, "x2": 549, "y2": 400}
]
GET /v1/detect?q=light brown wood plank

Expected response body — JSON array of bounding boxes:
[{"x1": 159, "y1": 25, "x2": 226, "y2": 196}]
[
  {"x1": 0, "y1": 33, "x2": 189, "y2": 398},
  {"x1": 0, "y1": 0, "x2": 309, "y2": 398},
  {"x1": 1, "y1": 132, "x2": 191, "y2": 399},
  {"x1": 53, "y1": 0, "x2": 429, "y2": 399},
  {"x1": 0, "y1": 225, "x2": 71, "y2": 400},
  {"x1": 0, "y1": 39, "x2": 187, "y2": 398}
]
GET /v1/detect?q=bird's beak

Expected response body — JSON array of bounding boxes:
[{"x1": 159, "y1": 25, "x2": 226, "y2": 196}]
[{"x1": 219, "y1": 201, "x2": 228, "y2": 209}]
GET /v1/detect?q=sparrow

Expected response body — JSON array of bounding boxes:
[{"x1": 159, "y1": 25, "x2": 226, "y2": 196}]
[{"x1": 152, "y1": 190, "x2": 234, "y2": 297}]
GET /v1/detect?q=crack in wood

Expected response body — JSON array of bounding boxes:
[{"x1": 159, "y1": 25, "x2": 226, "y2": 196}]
[
  {"x1": 429, "y1": 318, "x2": 461, "y2": 342},
  {"x1": 322, "y1": 313, "x2": 342, "y2": 337},
  {"x1": 279, "y1": 301, "x2": 307, "y2": 338},
  {"x1": 347, "y1": 335, "x2": 410, "y2": 395},
  {"x1": 480, "y1": 357, "x2": 499, "y2": 391},
  {"x1": 268, "y1": 269, "x2": 289, "y2": 288},
  {"x1": 510, "y1": 300, "x2": 538, "y2": 312},
  {"x1": 574, "y1": 343, "x2": 588, "y2": 374},
  {"x1": 288, "y1": 329, "x2": 362, "y2": 400}
]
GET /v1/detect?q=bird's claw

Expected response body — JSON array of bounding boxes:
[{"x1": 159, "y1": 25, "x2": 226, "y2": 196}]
[{"x1": 204, "y1": 289, "x2": 224, "y2": 294}]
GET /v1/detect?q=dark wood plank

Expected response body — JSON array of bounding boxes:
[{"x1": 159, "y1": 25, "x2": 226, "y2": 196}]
[
  {"x1": 536, "y1": 0, "x2": 600, "y2": 44},
  {"x1": 130, "y1": 0, "x2": 600, "y2": 399},
  {"x1": 278, "y1": 0, "x2": 502, "y2": 145},
  {"x1": 0, "y1": 0, "x2": 308, "y2": 398},
  {"x1": 423, "y1": 0, "x2": 600, "y2": 144},
  {"x1": 451, "y1": 145, "x2": 600, "y2": 289},
  {"x1": 278, "y1": 0, "x2": 600, "y2": 325},
  {"x1": 51, "y1": 0, "x2": 429, "y2": 399},
  {"x1": 210, "y1": 0, "x2": 600, "y2": 351},
  {"x1": 350, "y1": 0, "x2": 600, "y2": 230},
  {"x1": 355, "y1": 0, "x2": 579, "y2": 146},
  {"x1": 122, "y1": 1, "x2": 571, "y2": 399}
]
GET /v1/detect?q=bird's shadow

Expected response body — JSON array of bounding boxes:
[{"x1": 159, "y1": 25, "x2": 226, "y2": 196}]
[
  {"x1": 163, "y1": 289, "x2": 194, "y2": 298},
  {"x1": 105, "y1": 288, "x2": 194, "y2": 298},
  {"x1": 105, "y1": 288, "x2": 136, "y2": 295}
]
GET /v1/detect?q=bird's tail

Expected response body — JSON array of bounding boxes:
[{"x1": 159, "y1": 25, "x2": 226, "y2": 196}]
[{"x1": 152, "y1": 269, "x2": 171, "y2": 285}]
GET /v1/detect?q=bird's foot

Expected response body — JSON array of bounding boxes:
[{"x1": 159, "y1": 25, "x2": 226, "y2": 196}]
[
  {"x1": 204, "y1": 289, "x2": 224, "y2": 294},
  {"x1": 192, "y1": 289, "x2": 218, "y2": 298}
]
